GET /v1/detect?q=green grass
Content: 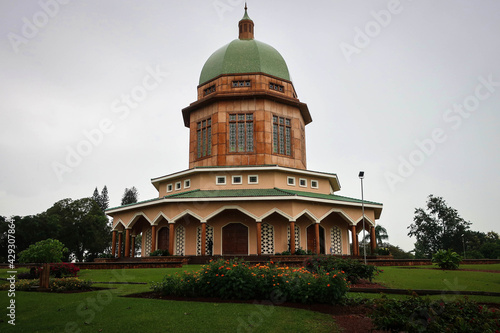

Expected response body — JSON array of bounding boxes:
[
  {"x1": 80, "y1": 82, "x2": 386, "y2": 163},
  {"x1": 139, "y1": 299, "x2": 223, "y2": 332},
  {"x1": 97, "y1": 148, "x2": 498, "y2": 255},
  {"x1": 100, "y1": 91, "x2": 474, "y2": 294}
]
[
  {"x1": 352, "y1": 264, "x2": 500, "y2": 304},
  {"x1": 373, "y1": 266, "x2": 500, "y2": 292},
  {"x1": 1, "y1": 263, "x2": 498, "y2": 332},
  {"x1": 0, "y1": 290, "x2": 338, "y2": 333},
  {"x1": 0, "y1": 266, "x2": 339, "y2": 333}
]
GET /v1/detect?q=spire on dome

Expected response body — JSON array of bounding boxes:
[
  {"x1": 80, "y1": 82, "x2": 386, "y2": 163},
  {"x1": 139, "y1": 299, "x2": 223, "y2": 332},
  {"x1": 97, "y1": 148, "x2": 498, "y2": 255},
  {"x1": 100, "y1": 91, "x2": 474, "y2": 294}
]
[{"x1": 238, "y1": 3, "x2": 254, "y2": 39}]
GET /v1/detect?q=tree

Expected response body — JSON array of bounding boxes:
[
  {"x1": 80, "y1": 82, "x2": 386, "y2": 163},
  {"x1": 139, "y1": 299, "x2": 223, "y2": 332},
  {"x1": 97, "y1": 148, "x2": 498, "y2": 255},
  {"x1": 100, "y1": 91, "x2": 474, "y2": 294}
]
[
  {"x1": 363, "y1": 224, "x2": 389, "y2": 247},
  {"x1": 121, "y1": 186, "x2": 139, "y2": 205},
  {"x1": 385, "y1": 244, "x2": 415, "y2": 259},
  {"x1": 408, "y1": 195, "x2": 471, "y2": 258},
  {"x1": 92, "y1": 186, "x2": 109, "y2": 212},
  {"x1": 18, "y1": 239, "x2": 67, "y2": 263},
  {"x1": 92, "y1": 187, "x2": 100, "y2": 205},
  {"x1": 100, "y1": 186, "x2": 109, "y2": 211},
  {"x1": 0, "y1": 214, "x2": 61, "y2": 260},
  {"x1": 46, "y1": 198, "x2": 111, "y2": 261}
]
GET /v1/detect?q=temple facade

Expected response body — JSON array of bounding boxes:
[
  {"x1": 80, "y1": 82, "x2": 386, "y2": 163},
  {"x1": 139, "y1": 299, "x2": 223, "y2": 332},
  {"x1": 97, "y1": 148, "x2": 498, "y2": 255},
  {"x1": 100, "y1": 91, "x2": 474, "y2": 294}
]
[{"x1": 106, "y1": 7, "x2": 383, "y2": 258}]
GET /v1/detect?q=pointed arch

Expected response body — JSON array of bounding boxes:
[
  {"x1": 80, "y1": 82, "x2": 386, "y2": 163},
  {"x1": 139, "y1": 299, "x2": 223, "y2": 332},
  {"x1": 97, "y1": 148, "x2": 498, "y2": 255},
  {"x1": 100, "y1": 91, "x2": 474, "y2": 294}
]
[
  {"x1": 126, "y1": 212, "x2": 152, "y2": 229},
  {"x1": 152, "y1": 212, "x2": 170, "y2": 226},
  {"x1": 293, "y1": 209, "x2": 318, "y2": 223},
  {"x1": 354, "y1": 215, "x2": 375, "y2": 228},
  {"x1": 205, "y1": 205, "x2": 259, "y2": 222},
  {"x1": 259, "y1": 208, "x2": 293, "y2": 222},
  {"x1": 113, "y1": 219, "x2": 126, "y2": 231},
  {"x1": 171, "y1": 210, "x2": 204, "y2": 224},
  {"x1": 318, "y1": 208, "x2": 355, "y2": 225}
]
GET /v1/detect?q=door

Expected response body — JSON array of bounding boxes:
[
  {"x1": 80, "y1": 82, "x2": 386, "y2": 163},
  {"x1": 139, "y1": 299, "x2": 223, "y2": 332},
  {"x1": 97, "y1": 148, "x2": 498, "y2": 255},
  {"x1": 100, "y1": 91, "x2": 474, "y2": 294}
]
[
  {"x1": 307, "y1": 224, "x2": 325, "y2": 254},
  {"x1": 222, "y1": 223, "x2": 248, "y2": 255},
  {"x1": 157, "y1": 227, "x2": 169, "y2": 251}
]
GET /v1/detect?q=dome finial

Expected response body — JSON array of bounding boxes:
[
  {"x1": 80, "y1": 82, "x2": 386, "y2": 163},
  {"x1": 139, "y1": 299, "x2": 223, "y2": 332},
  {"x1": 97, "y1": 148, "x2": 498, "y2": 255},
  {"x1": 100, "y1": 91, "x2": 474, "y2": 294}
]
[{"x1": 238, "y1": 2, "x2": 254, "y2": 39}]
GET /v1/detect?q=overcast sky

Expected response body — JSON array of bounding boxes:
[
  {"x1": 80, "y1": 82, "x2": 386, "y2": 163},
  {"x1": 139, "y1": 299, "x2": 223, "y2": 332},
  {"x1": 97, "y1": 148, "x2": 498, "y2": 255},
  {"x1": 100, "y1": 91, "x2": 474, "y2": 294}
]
[{"x1": 1, "y1": 0, "x2": 499, "y2": 251}]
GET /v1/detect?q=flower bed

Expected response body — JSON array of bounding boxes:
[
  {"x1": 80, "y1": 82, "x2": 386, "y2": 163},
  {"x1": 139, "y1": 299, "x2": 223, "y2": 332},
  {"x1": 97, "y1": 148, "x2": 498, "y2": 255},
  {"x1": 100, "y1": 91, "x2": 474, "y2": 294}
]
[
  {"x1": 8, "y1": 277, "x2": 93, "y2": 292},
  {"x1": 369, "y1": 294, "x2": 500, "y2": 332},
  {"x1": 151, "y1": 258, "x2": 349, "y2": 304},
  {"x1": 303, "y1": 256, "x2": 381, "y2": 283}
]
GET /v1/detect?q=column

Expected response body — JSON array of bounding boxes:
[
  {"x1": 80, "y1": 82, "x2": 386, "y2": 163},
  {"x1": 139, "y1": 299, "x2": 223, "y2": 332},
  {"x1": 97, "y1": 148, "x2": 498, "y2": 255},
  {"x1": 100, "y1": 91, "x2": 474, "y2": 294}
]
[
  {"x1": 111, "y1": 231, "x2": 117, "y2": 257},
  {"x1": 314, "y1": 223, "x2": 320, "y2": 254},
  {"x1": 169, "y1": 223, "x2": 175, "y2": 255},
  {"x1": 131, "y1": 235, "x2": 136, "y2": 258},
  {"x1": 256, "y1": 221, "x2": 262, "y2": 256},
  {"x1": 370, "y1": 225, "x2": 377, "y2": 254},
  {"x1": 118, "y1": 232, "x2": 123, "y2": 258},
  {"x1": 289, "y1": 221, "x2": 295, "y2": 254},
  {"x1": 350, "y1": 225, "x2": 358, "y2": 256},
  {"x1": 151, "y1": 225, "x2": 157, "y2": 254},
  {"x1": 124, "y1": 229, "x2": 130, "y2": 258},
  {"x1": 201, "y1": 223, "x2": 206, "y2": 256}
]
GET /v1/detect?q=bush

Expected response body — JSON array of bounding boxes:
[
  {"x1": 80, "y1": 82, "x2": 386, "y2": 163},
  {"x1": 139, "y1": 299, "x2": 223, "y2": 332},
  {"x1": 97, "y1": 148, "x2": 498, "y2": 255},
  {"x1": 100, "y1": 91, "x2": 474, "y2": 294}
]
[
  {"x1": 49, "y1": 262, "x2": 80, "y2": 278},
  {"x1": 17, "y1": 267, "x2": 39, "y2": 280},
  {"x1": 19, "y1": 239, "x2": 67, "y2": 264},
  {"x1": 97, "y1": 253, "x2": 115, "y2": 258},
  {"x1": 150, "y1": 249, "x2": 170, "y2": 256},
  {"x1": 375, "y1": 247, "x2": 391, "y2": 255},
  {"x1": 370, "y1": 295, "x2": 500, "y2": 332},
  {"x1": 48, "y1": 278, "x2": 92, "y2": 292},
  {"x1": 6, "y1": 278, "x2": 92, "y2": 292},
  {"x1": 151, "y1": 258, "x2": 349, "y2": 304},
  {"x1": 432, "y1": 249, "x2": 462, "y2": 270},
  {"x1": 303, "y1": 256, "x2": 381, "y2": 283}
]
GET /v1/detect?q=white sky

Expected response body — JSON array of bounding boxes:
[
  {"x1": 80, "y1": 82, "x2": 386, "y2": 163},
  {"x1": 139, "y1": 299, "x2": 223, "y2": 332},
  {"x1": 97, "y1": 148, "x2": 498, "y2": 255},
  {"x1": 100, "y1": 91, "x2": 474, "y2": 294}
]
[{"x1": 1, "y1": 0, "x2": 499, "y2": 252}]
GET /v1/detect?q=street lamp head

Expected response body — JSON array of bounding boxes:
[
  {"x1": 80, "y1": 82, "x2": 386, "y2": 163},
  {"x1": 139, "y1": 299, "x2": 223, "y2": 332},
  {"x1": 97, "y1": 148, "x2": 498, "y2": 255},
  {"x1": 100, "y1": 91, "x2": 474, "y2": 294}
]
[{"x1": 358, "y1": 171, "x2": 364, "y2": 179}]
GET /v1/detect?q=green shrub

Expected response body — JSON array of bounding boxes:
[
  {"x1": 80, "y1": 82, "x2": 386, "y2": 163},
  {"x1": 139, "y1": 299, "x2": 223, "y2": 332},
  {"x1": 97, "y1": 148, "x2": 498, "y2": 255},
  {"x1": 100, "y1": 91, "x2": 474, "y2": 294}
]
[
  {"x1": 375, "y1": 247, "x2": 391, "y2": 255},
  {"x1": 48, "y1": 277, "x2": 93, "y2": 292},
  {"x1": 303, "y1": 256, "x2": 381, "y2": 283},
  {"x1": 150, "y1": 249, "x2": 170, "y2": 256},
  {"x1": 370, "y1": 295, "x2": 500, "y2": 332},
  {"x1": 151, "y1": 258, "x2": 349, "y2": 304},
  {"x1": 97, "y1": 253, "x2": 115, "y2": 258},
  {"x1": 19, "y1": 239, "x2": 67, "y2": 263},
  {"x1": 7, "y1": 278, "x2": 92, "y2": 292},
  {"x1": 432, "y1": 249, "x2": 462, "y2": 270}
]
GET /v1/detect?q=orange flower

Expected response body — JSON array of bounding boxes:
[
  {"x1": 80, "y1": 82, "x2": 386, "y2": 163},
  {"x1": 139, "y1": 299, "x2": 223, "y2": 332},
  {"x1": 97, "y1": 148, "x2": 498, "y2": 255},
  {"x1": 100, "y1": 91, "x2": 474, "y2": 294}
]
[
  {"x1": 327, "y1": 284, "x2": 330, "y2": 287},
  {"x1": 221, "y1": 274, "x2": 224, "y2": 277}
]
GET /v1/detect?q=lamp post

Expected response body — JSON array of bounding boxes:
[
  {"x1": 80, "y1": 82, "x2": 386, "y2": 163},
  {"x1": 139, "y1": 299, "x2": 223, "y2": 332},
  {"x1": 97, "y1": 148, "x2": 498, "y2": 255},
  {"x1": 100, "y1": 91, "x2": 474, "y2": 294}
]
[{"x1": 359, "y1": 171, "x2": 367, "y2": 265}]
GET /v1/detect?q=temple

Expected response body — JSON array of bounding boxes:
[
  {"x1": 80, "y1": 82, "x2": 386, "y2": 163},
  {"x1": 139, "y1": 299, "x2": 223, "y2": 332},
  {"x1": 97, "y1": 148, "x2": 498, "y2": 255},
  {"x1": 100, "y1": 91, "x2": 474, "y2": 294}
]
[{"x1": 106, "y1": 7, "x2": 383, "y2": 258}]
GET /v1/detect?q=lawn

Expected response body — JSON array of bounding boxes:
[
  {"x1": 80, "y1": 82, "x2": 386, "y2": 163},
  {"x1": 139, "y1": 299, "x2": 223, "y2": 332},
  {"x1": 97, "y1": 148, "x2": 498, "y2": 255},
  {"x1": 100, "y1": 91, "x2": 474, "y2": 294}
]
[
  {"x1": 350, "y1": 264, "x2": 500, "y2": 304},
  {"x1": 1, "y1": 263, "x2": 498, "y2": 332},
  {"x1": 0, "y1": 266, "x2": 339, "y2": 333}
]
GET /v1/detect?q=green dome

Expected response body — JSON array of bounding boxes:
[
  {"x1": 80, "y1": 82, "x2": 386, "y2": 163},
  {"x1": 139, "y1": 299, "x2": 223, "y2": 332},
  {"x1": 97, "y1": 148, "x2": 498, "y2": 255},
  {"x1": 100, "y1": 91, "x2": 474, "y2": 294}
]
[{"x1": 199, "y1": 39, "x2": 290, "y2": 85}]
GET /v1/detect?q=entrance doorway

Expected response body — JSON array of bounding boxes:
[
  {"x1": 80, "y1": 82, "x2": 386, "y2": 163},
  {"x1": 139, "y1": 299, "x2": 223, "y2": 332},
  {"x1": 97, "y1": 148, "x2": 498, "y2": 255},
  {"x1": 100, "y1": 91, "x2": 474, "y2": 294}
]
[
  {"x1": 222, "y1": 223, "x2": 248, "y2": 255},
  {"x1": 307, "y1": 224, "x2": 325, "y2": 254},
  {"x1": 157, "y1": 227, "x2": 169, "y2": 251}
]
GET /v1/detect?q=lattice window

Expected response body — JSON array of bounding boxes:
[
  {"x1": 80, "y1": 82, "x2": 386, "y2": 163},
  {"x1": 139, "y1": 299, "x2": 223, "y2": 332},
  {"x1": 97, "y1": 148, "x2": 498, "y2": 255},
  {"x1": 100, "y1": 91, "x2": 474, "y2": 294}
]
[
  {"x1": 144, "y1": 228, "x2": 152, "y2": 256},
  {"x1": 273, "y1": 115, "x2": 291, "y2": 156},
  {"x1": 261, "y1": 223, "x2": 274, "y2": 255},
  {"x1": 287, "y1": 225, "x2": 300, "y2": 250},
  {"x1": 196, "y1": 118, "x2": 211, "y2": 158},
  {"x1": 330, "y1": 226, "x2": 342, "y2": 254},
  {"x1": 175, "y1": 225, "x2": 185, "y2": 255},
  {"x1": 229, "y1": 113, "x2": 253, "y2": 152},
  {"x1": 196, "y1": 225, "x2": 214, "y2": 255}
]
